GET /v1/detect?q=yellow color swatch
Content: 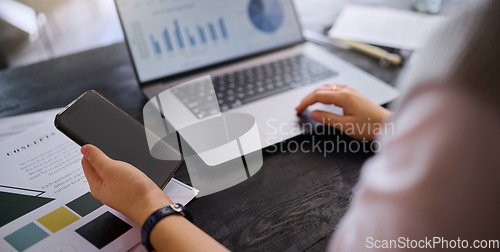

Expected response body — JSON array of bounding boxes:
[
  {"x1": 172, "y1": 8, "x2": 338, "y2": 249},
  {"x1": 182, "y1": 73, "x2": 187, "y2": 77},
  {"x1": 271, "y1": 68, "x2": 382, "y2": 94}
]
[{"x1": 37, "y1": 207, "x2": 80, "y2": 233}]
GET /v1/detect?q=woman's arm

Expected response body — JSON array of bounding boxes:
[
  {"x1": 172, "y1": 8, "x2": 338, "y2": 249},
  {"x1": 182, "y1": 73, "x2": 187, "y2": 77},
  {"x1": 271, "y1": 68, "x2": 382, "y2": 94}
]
[
  {"x1": 329, "y1": 84, "x2": 500, "y2": 251},
  {"x1": 81, "y1": 145, "x2": 229, "y2": 252}
]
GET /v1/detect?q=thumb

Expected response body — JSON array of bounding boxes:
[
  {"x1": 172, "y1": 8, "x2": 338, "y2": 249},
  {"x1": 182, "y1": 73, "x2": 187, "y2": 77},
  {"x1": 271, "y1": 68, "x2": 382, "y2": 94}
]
[
  {"x1": 310, "y1": 110, "x2": 349, "y2": 128},
  {"x1": 81, "y1": 144, "x2": 114, "y2": 173}
]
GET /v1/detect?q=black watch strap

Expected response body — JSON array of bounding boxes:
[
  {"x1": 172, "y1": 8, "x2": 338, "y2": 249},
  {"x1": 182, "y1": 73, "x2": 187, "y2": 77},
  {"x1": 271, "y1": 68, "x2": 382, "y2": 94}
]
[{"x1": 141, "y1": 203, "x2": 193, "y2": 251}]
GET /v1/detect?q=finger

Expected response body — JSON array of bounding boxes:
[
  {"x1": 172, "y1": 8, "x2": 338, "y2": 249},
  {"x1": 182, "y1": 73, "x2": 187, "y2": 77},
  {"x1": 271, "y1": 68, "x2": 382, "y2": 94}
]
[
  {"x1": 309, "y1": 110, "x2": 352, "y2": 131},
  {"x1": 295, "y1": 90, "x2": 349, "y2": 114},
  {"x1": 301, "y1": 85, "x2": 341, "y2": 107},
  {"x1": 81, "y1": 157, "x2": 101, "y2": 192},
  {"x1": 295, "y1": 91, "x2": 315, "y2": 114},
  {"x1": 81, "y1": 144, "x2": 114, "y2": 174},
  {"x1": 305, "y1": 84, "x2": 347, "y2": 103},
  {"x1": 319, "y1": 84, "x2": 348, "y2": 90}
]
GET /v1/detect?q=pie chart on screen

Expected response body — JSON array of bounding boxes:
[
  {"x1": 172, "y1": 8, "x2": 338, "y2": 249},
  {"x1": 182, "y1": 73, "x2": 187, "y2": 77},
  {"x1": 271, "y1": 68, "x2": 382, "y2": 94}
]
[{"x1": 248, "y1": 0, "x2": 284, "y2": 33}]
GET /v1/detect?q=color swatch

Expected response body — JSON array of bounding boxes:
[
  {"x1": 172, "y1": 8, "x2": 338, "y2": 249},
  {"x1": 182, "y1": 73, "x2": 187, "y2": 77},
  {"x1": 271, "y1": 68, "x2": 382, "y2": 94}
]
[
  {"x1": 4, "y1": 222, "x2": 49, "y2": 251},
  {"x1": 75, "y1": 211, "x2": 132, "y2": 249},
  {"x1": 0, "y1": 191, "x2": 54, "y2": 228},
  {"x1": 66, "y1": 192, "x2": 103, "y2": 217},
  {"x1": 37, "y1": 207, "x2": 80, "y2": 233}
]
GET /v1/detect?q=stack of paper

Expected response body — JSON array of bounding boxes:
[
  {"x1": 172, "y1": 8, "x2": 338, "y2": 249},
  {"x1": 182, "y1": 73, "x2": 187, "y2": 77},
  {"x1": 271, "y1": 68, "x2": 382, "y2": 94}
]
[{"x1": 328, "y1": 4, "x2": 447, "y2": 50}]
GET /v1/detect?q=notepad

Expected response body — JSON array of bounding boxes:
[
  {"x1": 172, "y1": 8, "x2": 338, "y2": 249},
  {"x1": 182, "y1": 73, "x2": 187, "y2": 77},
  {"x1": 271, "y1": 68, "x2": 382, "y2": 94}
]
[{"x1": 329, "y1": 4, "x2": 448, "y2": 50}]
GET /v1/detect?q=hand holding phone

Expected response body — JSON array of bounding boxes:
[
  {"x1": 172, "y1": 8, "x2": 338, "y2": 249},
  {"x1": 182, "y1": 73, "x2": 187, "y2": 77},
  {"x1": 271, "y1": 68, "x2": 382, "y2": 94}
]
[{"x1": 55, "y1": 91, "x2": 183, "y2": 189}]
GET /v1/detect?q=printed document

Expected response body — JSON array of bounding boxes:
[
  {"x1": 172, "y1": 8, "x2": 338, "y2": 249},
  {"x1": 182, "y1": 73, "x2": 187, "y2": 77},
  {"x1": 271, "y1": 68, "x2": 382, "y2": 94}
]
[{"x1": 0, "y1": 113, "x2": 197, "y2": 252}]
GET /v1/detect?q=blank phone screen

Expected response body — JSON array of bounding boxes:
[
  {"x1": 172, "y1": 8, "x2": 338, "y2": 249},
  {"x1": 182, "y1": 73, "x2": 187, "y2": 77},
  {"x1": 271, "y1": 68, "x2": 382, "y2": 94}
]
[{"x1": 56, "y1": 91, "x2": 182, "y2": 189}]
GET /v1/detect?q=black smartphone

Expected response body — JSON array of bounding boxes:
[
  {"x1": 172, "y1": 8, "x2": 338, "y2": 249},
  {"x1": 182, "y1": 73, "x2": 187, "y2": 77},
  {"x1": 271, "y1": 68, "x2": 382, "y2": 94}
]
[{"x1": 54, "y1": 90, "x2": 183, "y2": 189}]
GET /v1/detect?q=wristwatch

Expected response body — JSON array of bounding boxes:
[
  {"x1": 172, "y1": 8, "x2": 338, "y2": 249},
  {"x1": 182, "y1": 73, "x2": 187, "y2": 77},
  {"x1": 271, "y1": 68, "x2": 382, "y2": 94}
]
[{"x1": 141, "y1": 203, "x2": 193, "y2": 251}]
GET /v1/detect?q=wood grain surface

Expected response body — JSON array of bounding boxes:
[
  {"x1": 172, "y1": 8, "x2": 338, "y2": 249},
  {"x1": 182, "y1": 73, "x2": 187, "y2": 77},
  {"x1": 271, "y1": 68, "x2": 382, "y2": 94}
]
[{"x1": 0, "y1": 41, "x2": 397, "y2": 251}]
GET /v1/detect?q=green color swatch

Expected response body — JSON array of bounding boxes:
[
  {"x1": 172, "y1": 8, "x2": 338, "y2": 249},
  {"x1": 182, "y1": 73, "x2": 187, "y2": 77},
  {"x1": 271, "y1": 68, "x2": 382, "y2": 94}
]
[
  {"x1": 0, "y1": 191, "x2": 54, "y2": 228},
  {"x1": 66, "y1": 192, "x2": 103, "y2": 217},
  {"x1": 4, "y1": 222, "x2": 49, "y2": 251}
]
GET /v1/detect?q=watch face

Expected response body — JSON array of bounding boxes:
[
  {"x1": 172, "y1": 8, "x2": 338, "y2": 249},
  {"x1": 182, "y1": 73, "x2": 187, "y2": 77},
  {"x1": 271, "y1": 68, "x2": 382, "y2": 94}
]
[{"x1": 171, "y1": 203, "x2": 183, "y2": 212}]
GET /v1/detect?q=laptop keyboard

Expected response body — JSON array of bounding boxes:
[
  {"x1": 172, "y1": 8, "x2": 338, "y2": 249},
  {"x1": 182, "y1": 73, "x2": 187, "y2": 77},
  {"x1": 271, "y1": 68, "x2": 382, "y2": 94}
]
[{"x1": 172, "y1": 55, "x2": 337, "y2": 119}]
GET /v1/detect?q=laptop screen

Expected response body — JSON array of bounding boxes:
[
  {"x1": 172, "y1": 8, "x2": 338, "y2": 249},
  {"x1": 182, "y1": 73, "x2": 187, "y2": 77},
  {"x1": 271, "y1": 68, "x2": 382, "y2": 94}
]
[{"x1": 115, "y1": 0, "x2": 303, "y2": 83}]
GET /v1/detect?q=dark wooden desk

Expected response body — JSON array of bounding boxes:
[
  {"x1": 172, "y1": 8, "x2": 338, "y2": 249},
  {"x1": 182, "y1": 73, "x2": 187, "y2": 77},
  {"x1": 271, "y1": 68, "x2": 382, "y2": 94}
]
[
  {"x1": 0, "y1": 42, "x2": 398, "y2": 252},
  {"x1": 0, "y1": 3, "x2": 406, "y2": 250}
]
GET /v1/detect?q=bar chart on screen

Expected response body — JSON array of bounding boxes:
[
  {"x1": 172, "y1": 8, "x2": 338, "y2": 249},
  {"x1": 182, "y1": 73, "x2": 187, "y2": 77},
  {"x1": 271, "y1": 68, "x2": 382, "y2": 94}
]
[
  {"x1": 148, "y1": 17, "x2": 229, "y2": 56},
  {"x1": 115, "y1": 0, "x2": 303, "y2": 82}
]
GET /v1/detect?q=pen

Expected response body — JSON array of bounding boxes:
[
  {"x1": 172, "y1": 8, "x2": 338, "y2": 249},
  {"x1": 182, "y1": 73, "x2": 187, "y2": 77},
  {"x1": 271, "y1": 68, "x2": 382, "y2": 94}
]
[
  {"x1": 338, "y1": 39, "x2": 402, "y2": 67},
  {"x1": 302, "y1": 30, "x2": 402, "y2": 67}
]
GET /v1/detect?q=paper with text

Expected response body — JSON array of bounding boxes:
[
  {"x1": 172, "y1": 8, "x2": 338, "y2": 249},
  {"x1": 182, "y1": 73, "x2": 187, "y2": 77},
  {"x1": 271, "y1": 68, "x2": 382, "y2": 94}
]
[
  {"x1": 0, "y1": 118, "x2": 197, "y2": 252},
  {"x1": 0, "y1": 108, "x2": 62, "y2": 143}
]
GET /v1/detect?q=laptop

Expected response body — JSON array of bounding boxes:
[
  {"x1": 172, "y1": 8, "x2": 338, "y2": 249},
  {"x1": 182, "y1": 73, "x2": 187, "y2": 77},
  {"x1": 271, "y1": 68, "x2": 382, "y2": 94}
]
[{"x1": 114, "y1": 0, "x2": 399, "y2": 149}]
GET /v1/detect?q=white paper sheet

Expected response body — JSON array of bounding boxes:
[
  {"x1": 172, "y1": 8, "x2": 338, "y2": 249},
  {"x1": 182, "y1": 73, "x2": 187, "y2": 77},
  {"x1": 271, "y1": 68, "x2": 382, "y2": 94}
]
[
  {"x1": 0, "y1": 108, "x2": 62, "y2": 143},
  {"x1": 328, "y1": 4, "x2": 447, "y2": 50},
  {"x1": 0, "y1": 115, "x2": 197, "y2": 252}
]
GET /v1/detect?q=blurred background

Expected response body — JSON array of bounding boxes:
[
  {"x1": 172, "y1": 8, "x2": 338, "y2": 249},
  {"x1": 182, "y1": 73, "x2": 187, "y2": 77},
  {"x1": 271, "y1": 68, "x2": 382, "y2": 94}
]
[
  {"x1": 0, "y1": 0, "x2": 122, "y2": 68},
  {"x1": 0, "y1": 0, "x2": 466, "y2": 69}
]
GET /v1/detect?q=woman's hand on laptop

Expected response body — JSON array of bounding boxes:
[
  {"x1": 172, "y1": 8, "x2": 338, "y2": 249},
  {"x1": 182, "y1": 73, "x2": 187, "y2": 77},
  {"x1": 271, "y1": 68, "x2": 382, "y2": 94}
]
[
  {"x1": 80, "y1": 144, "x2": 172, "y2": 226},
  {"x1": 295, "y1": 84, "x2": 392, "y2": 141}
]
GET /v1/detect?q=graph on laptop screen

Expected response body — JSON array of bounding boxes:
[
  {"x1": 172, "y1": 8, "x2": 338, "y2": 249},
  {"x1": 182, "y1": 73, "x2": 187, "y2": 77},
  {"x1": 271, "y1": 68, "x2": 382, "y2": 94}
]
[{"x1": 115, "y1": 0, "x2": 302, "y2": 83}]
